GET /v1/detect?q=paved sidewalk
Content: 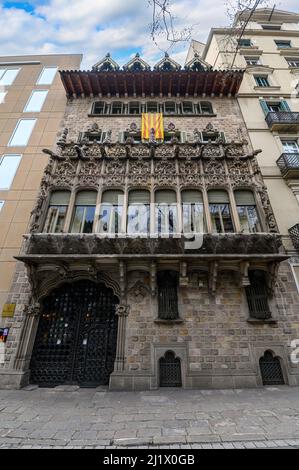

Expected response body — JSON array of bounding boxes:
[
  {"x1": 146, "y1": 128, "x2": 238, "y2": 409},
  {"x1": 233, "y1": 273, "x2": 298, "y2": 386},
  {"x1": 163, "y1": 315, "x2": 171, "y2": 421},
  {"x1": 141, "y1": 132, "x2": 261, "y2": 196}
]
[{"x1": 1, "y1": 385, "x2": 299, "y2": 448}]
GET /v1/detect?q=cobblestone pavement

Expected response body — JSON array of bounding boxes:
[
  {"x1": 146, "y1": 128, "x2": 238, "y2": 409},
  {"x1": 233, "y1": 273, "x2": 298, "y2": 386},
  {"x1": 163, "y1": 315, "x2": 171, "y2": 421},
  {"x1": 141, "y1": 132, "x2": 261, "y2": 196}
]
[{"x1": 1, "y1": 385, "x2": 299, "y2": 448}]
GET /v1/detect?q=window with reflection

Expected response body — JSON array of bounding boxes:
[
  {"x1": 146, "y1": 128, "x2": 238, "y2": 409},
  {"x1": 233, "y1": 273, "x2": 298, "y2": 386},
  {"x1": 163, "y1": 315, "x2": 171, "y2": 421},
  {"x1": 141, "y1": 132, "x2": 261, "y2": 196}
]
[
  {"x1": 93, "y1": 101, "x2": 107, "y2": 115},
  {"x1": 71, "y1": 191, "x2": 97, "y2": 233},
  {"x1": 164, "y1": 101, "x2": 177, "y2": 114},
  {"x1": 98, "y1": 190, "x2": 123, "y2": 234},
  {"x1": 182, "y1": 190, "x2": 205, "y2": 234},
  {"x1": 44, "y1": 191, "x2": 70, "y2": 233},
  {"x1": 155, "y1": 190, "x2": 177, "y2": 236},
  {"x1": 200, "y1": 101, "x2": 213, "y2": 115},
  {"x1": 128, "y1": 101, "x2": 140, "y2": 114},
  {"x1": 127, "y1": 190, "x2": 150, "y2": 235},
  {"x1": 235, "y1": 190, "x2": 261, "y2": 233},
  {"x1": 208, "y1": 190, "x2": 234, "y2": 233},
  {"x1": 147, "y1": 101, "x2": 158, "y2": 113},
  {"x1": 111, "y1": 101, "x2": 123, "y2": 115},
  {"x1": 182, "y1": 101, "x2": 194, "y2": 114}
]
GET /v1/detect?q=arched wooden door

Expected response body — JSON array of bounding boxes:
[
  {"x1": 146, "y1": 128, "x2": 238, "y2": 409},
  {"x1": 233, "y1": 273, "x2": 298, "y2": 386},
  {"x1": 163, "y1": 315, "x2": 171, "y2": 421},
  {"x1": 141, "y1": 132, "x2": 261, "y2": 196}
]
[{"x1": 30, "y1": 281, "x2": 119, "y2": 387}]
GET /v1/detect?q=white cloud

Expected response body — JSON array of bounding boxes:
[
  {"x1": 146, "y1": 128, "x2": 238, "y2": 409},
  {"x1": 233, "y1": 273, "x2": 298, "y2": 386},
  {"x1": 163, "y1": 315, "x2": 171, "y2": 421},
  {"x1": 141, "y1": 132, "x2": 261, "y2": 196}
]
[{"x1": 0, "y1": 1, "x2": 298, "y2": 68}]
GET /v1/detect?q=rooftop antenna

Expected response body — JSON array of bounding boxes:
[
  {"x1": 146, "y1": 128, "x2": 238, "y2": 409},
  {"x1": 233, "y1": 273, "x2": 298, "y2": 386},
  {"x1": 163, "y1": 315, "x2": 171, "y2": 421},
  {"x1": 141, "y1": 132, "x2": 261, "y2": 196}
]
[{"x1": 268, "y1": 4, "x2": 276, "y2": 22}]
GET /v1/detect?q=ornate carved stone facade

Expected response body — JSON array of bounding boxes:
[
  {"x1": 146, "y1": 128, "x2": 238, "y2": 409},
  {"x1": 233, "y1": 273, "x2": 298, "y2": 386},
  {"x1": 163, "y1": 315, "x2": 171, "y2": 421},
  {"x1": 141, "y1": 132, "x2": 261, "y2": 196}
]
[{"x1": 1, "y1": 63, "x2": 299, "y2": 391}]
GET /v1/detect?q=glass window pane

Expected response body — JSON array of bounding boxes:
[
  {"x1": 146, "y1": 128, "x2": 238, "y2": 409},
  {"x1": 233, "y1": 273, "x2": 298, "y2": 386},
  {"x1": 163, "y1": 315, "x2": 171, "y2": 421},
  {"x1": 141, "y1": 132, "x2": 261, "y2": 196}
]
[
  {"x1": 0, "y1": 201, "x2": 4, "y2": 212},
  {"x1": 0, "y1": 69, "x2": 19, "y2": 86},
  {"x1": 37, "y1": 67, "x2": 57, "y2": 85},
  {"x1": 209, "y1": 203, "x2": 234, "y2": 233},
  {"x1": 237, "y1": 205, "x2": 260, "y2": 233},
  {"x1": 127, "y1": 204, "x2": 150, "y2": 234},
  {"x1": 8, "y1": 119, "x2": 36, "y2": 146},
  {"x1": 0, "y1": 154, "x2": 22, "y2": 189},
  {"x1": 71, "y1": 206, "x2": 95, "y2": 233},
  {"x1": 44, "y1": 206, "x2": 67, "y2": 233},
  {"x1": 183, "y1": 203, "x2": 205, "y2": 233},
  {"x1": 24, "y1": 90, "x2": 48, "y2": 112},
  {"x1": 0, "y1": 92, "x2": 7, "y2": 104},
  {"x1": 98, "y1": 204, "x2": 123, "y2": 234}
]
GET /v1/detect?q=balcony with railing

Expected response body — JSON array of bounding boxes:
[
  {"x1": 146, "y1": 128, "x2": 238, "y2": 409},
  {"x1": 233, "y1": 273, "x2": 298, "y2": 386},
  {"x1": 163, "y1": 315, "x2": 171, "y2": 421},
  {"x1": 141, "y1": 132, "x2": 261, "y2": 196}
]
[
  {"x1": 289, "y1": 223, "x2": 299, "y2": 250},
  {"x1": 276, "y1": 153, "x2": 299, "y2": 178},
  {"x1": 266, "y1": 112, "x2": 299, "y2": 131}
]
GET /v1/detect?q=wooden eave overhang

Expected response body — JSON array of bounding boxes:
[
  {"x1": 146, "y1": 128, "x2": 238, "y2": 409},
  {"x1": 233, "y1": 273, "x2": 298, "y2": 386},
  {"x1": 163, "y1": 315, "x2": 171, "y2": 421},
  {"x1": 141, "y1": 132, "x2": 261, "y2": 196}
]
[{"x1": 59, "y1": 69, "x2": 244, "y2": 98}]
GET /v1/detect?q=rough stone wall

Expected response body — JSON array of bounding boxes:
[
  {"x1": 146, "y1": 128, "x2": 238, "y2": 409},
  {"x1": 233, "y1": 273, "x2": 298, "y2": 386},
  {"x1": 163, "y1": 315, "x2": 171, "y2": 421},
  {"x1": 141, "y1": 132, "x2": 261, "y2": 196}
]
[
  {"x1": 125, "y1": 262, "x2": 299, "y2": 380},
  {"x1": 57, "y1": 97, "x2": 250, "y2": 146}
]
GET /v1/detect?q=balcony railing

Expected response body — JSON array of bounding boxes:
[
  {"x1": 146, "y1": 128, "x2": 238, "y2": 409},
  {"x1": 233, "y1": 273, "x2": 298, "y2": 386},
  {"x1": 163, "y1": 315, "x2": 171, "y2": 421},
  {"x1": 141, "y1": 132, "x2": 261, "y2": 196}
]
[
  {"x1": 276, "y1": 153, "x2": 299, "y2": 178},
  {"x1": 289, "y1": 223, "x2": 299, "y2": 250},
  {"x1": 266, "y1": 112, "x2": 299, "y2": 131}
]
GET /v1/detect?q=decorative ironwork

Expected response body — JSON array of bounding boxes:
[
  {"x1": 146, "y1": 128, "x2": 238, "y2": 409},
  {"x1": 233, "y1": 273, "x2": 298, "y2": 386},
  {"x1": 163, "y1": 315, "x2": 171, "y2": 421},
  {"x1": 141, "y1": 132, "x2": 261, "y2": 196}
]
[
  {"x1": 289, "y1": 223, "x2": 299, "y2": 250},
  {"x1": 30, "y1": 280, "x2": 119, "y2": 387},
  {"x1": 245, "y1": 270, "x2": 271, "y2": 320},
  {"x1": 276, "y1": 153, "x2": 299, "y2": 178},
  {"x1": 157, "y1": 271, "x2": 179, "y2": 320},
  {"x1": 159, "y1": 351, "x2": 182, "y2": 387},
  {"x1": 265, "y1": 111, "x2": 299, "y2": 130},
  {"x1": 259, "y1": 351, "x2": 284, "y2": 385}
]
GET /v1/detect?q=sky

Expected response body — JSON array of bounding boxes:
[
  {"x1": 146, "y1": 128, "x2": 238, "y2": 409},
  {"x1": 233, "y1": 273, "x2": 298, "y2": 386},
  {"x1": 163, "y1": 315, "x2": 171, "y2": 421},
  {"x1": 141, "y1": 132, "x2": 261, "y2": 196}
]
[{"x1": 0, "y1": 0, "x2": 299, "y2": 69}]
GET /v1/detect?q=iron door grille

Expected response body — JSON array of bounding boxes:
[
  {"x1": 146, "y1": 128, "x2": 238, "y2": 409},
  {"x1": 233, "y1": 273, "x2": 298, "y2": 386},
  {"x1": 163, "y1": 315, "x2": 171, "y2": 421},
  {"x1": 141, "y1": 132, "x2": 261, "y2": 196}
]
[
  {"x1": 159, "y1": 352, "x2": 182, "y2": 387},
  {"x1": 259, "y1": 352, "x2": 285, "y2": 386}
]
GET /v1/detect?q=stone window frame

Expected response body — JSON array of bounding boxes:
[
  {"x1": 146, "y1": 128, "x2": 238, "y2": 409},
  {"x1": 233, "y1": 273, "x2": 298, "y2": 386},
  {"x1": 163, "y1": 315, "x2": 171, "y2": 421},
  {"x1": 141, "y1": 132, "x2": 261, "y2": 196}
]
[
  {"x1": 42, "y1": 187, "x2": 267, "y2": 237},
  {"x1": 151, "y1": 343, "x2": 188, "y2": 389},
  {"x1": 243, "y1": 268, "x2": 279, "y2": 324},
  {"x1": 250, "y1": 344, "x2": 291, "y2": 386}
]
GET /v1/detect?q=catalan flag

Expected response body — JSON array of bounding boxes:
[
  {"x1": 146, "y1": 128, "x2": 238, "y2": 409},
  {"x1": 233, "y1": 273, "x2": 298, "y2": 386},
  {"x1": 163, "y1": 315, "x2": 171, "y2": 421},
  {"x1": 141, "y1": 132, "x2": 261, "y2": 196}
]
[{"x1": 141, "y1": 113, "x2": 164, "y2": 140}]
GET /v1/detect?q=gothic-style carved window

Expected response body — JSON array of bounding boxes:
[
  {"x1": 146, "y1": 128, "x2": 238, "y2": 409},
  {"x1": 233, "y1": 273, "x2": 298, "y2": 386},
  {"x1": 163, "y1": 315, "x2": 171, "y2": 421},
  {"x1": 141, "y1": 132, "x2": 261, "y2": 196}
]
[
  {"x1": 246, "y1": 270, "x2": 271, "y2": 320},
  {"x1": 70, "y1": 191, "x2": 97, "y2": 233},
  {"x1": 155, "y1": 190, "x2": 177, "y2": 236},
  {"x1": 201, "y1": 131, "x2": 224, "y2": 143},
  {"x1": 182, "y1": 101, "x2": 194, "y2": 114},
  {"x1": 199, "y1": 101, "x2": 213, "y2": 115},
  {"x1": 147, "y1": 101, "x2": 159, "y2": 113},
  {"x1": 98, "y1": 190, "x2": 123, "y2": 234},
  {"x1": 92, "y1": 101, "x2": 107, "y2": 115},
  {"x1": 208, "y1": 190, "x2": 234, "y2": 233},
  {"x1": 182, "y1": 190, "x2": 206, "y2": 234},
  {"x1": 159, "y1": 351, "x2": 182, "y2": 386},
  {"x1": 164, "y1": 101, "x2": 177, "y2": 115},
  {"x1": 128, "y1": 102, "x2": 140, "y2": 115},
  {"x1": 111, "y1": 101, "x2": 123, "y2": 115},
  {"x1": 43, "y1": 191, "x2": 70, "y2": 233},
  {"x1": 127, "y1": 190, "x2": 150, "y2": 235},
  {"x1": 157, "y1": 271, "x2": 179, "y2": 320},
  {"x1": 235, "y1": 190, "x2": 261, "y2": 233}
]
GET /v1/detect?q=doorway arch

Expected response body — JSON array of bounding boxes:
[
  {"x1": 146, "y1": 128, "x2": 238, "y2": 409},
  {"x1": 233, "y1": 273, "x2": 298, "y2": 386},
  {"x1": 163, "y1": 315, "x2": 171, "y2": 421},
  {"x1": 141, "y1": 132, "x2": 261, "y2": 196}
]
[{"x1": 30, "y1": 280, "x2": 119, "y2": 387}]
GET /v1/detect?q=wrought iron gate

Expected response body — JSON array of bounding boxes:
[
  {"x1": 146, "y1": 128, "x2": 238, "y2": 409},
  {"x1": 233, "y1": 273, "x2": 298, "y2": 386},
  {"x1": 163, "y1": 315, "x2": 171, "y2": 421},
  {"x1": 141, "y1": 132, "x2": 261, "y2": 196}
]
[
  {"x1": 259, "y1": 351, "x2": 285, "y2": 386},
  {"x1": 30, "y1": 281, "x2": 119, "y2": 387},
  {"x1": 159, "y1": 351, "x2": 182, "y2": 387}
]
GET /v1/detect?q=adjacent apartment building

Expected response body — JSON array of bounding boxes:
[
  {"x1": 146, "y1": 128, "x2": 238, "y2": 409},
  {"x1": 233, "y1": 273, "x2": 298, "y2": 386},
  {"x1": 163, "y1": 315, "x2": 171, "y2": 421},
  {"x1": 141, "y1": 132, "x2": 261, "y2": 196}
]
[
  {"x1": 1, "y1": 51, "x2": 299, "y2": 391},
  {"x1": 188, "y1": 8, "x2": 299, "y2": 290},
  {"x1": 0, "y1": 54, "x2": 82, "y2": 316}
]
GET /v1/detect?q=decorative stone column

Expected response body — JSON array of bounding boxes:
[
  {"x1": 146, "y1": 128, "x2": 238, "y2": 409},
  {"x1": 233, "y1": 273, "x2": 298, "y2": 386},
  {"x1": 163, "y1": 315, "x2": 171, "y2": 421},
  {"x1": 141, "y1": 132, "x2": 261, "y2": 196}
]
[
  {"x1": 14, "y1": 302, "x2": 41, "y2": 373},
  {"x1": 114, "y1": 304, "x2": 130, "y2": 372}
]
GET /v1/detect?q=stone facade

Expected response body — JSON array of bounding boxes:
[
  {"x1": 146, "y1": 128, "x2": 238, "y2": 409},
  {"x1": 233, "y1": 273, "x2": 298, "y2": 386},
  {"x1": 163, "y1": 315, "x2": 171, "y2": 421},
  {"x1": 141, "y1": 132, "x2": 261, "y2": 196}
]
[{"x1": 1, "y1": 58, "x2": 299, "y2": 391}]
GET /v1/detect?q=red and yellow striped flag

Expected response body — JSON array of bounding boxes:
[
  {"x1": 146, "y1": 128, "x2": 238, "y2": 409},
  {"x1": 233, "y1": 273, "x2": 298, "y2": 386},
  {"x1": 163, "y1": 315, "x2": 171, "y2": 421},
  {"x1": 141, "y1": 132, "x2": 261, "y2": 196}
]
[{"x1": 141, "y1": 113, "x2": 164, "y2": 140}]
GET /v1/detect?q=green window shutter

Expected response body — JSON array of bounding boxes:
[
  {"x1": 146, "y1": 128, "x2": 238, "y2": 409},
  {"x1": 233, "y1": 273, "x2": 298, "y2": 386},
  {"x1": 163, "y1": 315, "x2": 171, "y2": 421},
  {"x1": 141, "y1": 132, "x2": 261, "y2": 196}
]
[
  {"x1": 280, "y1": 100, "x2": 291, "y2": 111},
  {"x1": 102, "y1": 190, "x2": 124, "y2": 204},
  {"x1": 181, "y1": 190, "x2": 203, "y2": 203},
  {"x1": 50, "y1": 191, "x2": 70, "y2": 205},
  {"x1": 128, "y1": 190, "x2": 150, "y2": 204},
  {"x1": 208, "y1": 190, "x2": 230, "y2": 204},
  {"x1": 76, "y1": 191, "x2": 97, "y2": 205},
  {"x1": 260, "y1": 99, "x2": 269, "y2": 115},
  {"x1": 234, "y1": 190, "x2": 255, "y2": 205},
  {"x1": 155, "y1": 190, "x2": 177, "y2": 204}
]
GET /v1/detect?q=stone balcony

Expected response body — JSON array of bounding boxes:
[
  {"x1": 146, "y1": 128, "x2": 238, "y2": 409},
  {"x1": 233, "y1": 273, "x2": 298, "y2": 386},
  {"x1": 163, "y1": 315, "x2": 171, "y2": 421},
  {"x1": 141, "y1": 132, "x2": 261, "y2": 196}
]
[
  {"x1": 265, "y1": 112, "x2": 299, "y2": 132},
  {"x1": 289, "y1": 224, "x2": 299, "y2": 251},
  {"x1": 22, "y1": 233, "x2": 283, "y2": 257},
  {"x1": 276, "y1": 153, "x2": 299, "y2": 178}
]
